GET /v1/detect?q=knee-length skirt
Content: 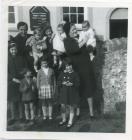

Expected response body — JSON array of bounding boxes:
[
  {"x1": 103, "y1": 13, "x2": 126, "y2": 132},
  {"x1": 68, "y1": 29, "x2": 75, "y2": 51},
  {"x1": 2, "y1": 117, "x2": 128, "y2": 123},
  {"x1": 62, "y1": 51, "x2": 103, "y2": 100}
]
[
  {"x1": 39, "y1": 85, "x2": 54, "y2": 100},
  {"x1": 59, "y1": 86, "x2": 79, "y2": 105}
]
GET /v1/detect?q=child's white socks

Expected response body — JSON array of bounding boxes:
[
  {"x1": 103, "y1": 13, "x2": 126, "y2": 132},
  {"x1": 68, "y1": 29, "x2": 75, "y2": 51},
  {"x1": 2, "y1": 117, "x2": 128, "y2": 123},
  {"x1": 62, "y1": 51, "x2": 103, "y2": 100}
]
[{"x1": 68, "y1": 112, "x2": 74, "y2": 124}]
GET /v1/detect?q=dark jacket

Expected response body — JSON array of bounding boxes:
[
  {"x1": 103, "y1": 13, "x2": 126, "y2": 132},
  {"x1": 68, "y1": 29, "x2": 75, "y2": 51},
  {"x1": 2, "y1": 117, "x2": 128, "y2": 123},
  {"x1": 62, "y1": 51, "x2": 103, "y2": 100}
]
[
  {"x1": 8, "y1": 54, "x2": 27, "y2": 101},
  {"x1": 14, "y1": 33, "x2": 31, "y2": 57},
  {"x1": 19, "y1": 78, "x2": 37, "y2": 102}
]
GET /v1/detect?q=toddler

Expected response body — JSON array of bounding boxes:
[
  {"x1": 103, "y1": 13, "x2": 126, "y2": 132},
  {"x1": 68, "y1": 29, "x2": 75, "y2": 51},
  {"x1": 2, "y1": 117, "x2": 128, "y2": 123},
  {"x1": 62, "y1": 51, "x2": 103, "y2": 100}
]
[
  {"x1": 19, "y1": 68, "x2": 37, "y2": 122},
  {"x1": 78, "y1": 20, "x2": 96, "y2": 61},
  {"x1": 52, "y1": 24, "x2": 67, "y2": 65},
  {"x1": 26, "y1": 28, "x2": 47, "y2": 72}
]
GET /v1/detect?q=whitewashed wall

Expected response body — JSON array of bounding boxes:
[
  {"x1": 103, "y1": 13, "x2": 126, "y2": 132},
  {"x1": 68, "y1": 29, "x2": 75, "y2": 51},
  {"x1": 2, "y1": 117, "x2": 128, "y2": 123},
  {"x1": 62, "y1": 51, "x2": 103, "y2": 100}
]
[
  {"x1": 8, "y1": 6, "x2": 63, "y2": 36},
  {"x1": 8, "y1": 7, "x2": 128, "y2": 40},
  {"x1": 92, "y1": 8, "x2": 111, "y2": 40}
]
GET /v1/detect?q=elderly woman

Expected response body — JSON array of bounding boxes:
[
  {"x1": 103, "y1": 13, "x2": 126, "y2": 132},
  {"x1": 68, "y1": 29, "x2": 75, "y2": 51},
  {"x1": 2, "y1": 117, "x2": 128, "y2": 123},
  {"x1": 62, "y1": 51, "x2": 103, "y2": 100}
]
[{"x1": 63, "y1": 24, "x2": 96, "y2": 119}]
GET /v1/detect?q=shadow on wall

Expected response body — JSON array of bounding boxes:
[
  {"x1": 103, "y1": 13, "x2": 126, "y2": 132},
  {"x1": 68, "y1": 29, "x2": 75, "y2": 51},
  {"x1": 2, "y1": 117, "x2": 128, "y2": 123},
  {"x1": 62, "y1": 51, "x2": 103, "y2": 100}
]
[
  {"x1": 92, "y1": 39, "x2": 105, "y2": 114},
  {"x1": 80, "y1": 39, "x2": 105, "y2": 114}
]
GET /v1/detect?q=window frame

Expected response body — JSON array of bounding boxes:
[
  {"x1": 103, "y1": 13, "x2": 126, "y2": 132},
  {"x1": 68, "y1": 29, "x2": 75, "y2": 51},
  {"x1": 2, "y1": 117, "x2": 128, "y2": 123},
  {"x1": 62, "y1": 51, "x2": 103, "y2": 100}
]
[
  {"x1": 62, "y1": 7, "x2": 88, "y2": 29},
  {"x1": 8, "y1": 6, "x2": 19, "y2": 29}
]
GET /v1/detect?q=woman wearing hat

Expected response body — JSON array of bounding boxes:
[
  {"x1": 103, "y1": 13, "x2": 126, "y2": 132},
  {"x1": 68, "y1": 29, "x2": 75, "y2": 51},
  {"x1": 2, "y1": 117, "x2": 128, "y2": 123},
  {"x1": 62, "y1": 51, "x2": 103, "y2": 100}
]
[{"x1": 8, "y1": 41, "x2": 27, "y2": 125}]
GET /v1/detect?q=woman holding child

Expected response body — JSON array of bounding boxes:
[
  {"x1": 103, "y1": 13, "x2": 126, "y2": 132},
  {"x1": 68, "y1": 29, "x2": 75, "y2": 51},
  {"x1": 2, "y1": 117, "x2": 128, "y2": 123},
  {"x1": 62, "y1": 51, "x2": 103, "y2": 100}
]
[{"x1": 63, "y1": 23, "x2": 96, "y2": 119}]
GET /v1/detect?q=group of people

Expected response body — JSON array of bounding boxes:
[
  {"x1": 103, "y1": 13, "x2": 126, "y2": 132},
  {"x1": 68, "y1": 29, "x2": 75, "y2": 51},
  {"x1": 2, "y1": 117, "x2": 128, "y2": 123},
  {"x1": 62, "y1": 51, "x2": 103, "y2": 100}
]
[{"x1": 8, "y1": 19, "x2": 97, "y2": 128}]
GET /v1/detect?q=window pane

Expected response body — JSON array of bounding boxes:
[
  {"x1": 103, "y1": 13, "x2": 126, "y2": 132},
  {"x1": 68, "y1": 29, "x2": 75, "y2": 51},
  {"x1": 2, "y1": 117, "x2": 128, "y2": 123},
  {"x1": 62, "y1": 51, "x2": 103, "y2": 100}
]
[
  {"x1": 70, "y1": 7, "x2": 76, "y2": 13},
  {"x1": 63, "y1": 7, "x2": 69, "y2": 13},
  {"x1": 78, "y1": 14, "x2": 84, "y2": 23},
  {"x1": 70, "y1": 14, "x2": 77, "y2": 23},
  {"x1": 8, "y1": 6, "x2": 14, "y2": 12},
  {"x1": 78, "y1": 7, "x2": 84, "y2": 13},
  {"x1": 63, "y1": 14, "x2": 70, "y2": 22},
  {"x1": 8, "y1": 13, "x2": 15, "y2": 23}
]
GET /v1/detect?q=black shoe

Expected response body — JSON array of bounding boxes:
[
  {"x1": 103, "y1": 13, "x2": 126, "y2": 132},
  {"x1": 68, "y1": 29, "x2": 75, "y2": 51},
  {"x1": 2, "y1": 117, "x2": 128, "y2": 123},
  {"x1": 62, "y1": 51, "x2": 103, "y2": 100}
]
[
  {"x1": 90, "y1": 116, "x2": 95, "y2": 120},
  {"x1": 49, "y1": 116, "x2": 53, "y2": 120},
  {"x1": 43, "y1": 116, "x2": 47, "y2": 121},
  {"x1": 59, "y1": 121, "x2": 67, "y2": 126},
  {"x1": 29, "y1": 120, "x2": 35, "y2": 125},
  {"x1": 66, "y1": 123, "x2": 73, "y2": 128},
  {"x1": 24, "y1": 119, "x2": 30, "y2": 123},
  {"x1": 76, "y1": 115, "x2": 80, "y2": 120}
]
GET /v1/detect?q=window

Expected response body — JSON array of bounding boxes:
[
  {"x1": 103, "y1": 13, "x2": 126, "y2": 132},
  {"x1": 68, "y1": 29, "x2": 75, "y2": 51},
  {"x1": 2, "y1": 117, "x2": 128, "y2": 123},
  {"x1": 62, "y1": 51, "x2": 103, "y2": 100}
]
[
  {"x1": 63, "y1": 7, "x2": 84, "y2": 24},
  {"x1": 8, "y1": 6, "x2": 18, "y2": 28},
  {"x1": 8, "y1": 6, "x2": 15, "y2": 23}
]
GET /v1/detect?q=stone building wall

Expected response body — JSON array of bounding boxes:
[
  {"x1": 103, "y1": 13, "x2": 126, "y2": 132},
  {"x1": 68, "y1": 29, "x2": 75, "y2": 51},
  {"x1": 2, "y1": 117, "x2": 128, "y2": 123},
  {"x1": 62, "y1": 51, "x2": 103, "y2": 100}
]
[{"x1": 94, "y1": 37, "x2": 127, "y2": 113}]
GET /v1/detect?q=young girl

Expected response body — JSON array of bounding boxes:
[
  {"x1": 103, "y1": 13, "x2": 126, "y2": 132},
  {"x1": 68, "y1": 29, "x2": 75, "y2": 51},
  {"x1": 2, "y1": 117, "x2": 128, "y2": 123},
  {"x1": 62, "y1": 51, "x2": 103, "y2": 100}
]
[
  {"x1": 26, "y1": 27, "x2": 47, "y2": 72},
  {"x1": 52, "y1": 24, "x2": 67, "y2": 65},
  {"x1": 37, "y1": 57, "x2": 56, "y2": 120},
  {"x1": 19, "y1": 68, "x2": 37, "y2": 122},
  {"x1": 58, "y1": 58, "x2": 80, "y2": 128}
]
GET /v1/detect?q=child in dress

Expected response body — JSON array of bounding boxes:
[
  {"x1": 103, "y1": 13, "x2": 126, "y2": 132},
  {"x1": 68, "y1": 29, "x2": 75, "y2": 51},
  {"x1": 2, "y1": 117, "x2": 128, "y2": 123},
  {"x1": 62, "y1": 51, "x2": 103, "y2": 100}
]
[
  {"x1": 26, "y1": 27, "x2": 47, "y2": 72},
  {"x1": 58, "y1": 58, "x2": 80, "y2": 128},
  {"x1": 78, "y1": 20, "x2": 96, "y2": 61},
  {"x1": 52, "y1": 24, "x2": 67, "y2": 65},
  {"x1": 37, "y1": 57, "x2": 56, "y2": 120},
  {"x1": 19, "y1": 68, "x2": 37, "y2": 122}
]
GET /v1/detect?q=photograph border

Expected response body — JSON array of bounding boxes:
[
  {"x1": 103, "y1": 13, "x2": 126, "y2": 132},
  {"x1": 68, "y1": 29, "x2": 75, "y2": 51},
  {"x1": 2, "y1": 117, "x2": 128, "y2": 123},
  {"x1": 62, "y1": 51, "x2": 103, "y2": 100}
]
[{"x1": 0, "y1": 0, "x2": 132, "y2": 139}]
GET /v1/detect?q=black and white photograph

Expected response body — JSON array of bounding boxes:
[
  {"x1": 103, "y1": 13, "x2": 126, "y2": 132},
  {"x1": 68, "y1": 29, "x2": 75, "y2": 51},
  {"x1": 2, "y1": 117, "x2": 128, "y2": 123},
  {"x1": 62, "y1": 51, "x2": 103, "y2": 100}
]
[{"x1": 6, "y1": 5, "x2": 128, "y2": 133}]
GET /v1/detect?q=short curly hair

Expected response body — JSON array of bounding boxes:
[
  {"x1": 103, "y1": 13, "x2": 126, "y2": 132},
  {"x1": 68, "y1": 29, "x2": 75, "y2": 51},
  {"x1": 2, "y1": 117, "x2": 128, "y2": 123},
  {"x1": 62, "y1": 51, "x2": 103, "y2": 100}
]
[{"x1": 17, "y1": 21, "x2": 28, "y2": 30}]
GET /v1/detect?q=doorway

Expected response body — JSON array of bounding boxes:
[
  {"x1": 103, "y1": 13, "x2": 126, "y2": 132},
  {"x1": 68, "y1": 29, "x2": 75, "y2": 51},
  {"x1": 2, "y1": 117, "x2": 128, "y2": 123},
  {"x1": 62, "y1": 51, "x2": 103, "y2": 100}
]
[
  {"x1": 109, "y1": 8, "x2": 128, "y2": 39},
  {"x1": 110, "y1": 19, "x2": 128, "y2": 39}
]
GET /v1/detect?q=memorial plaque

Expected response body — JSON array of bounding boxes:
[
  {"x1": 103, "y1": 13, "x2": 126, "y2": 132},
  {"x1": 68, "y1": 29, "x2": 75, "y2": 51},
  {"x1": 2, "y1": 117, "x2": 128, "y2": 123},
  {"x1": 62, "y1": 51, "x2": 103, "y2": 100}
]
[{"x1": 30, "y1": 6, "x2": 50, "y2": 30}]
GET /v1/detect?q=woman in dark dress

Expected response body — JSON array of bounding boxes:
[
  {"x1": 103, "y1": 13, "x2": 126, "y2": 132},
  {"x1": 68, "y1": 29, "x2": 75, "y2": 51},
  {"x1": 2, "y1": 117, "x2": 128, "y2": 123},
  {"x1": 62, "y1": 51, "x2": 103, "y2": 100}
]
[
  {"x1": 64, "y1": 24, "x2": 96, "y2": 118},
  {"x1": 8, "y1": 41, "x2": 27, "y2": 124}
]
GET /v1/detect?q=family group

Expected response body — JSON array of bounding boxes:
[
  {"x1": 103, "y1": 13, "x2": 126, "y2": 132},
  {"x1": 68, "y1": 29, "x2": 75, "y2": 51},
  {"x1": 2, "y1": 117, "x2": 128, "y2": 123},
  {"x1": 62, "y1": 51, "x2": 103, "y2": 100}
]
[{"x1": 8, "y1": 18, "x2": 97, "y2": 128}]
